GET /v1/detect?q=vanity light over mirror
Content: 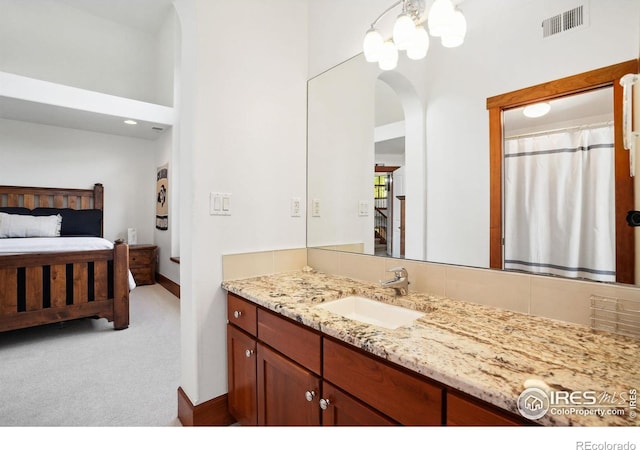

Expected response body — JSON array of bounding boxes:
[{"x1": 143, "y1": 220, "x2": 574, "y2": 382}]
[{"x1": 307, "y1": 0, "x2": 640, "y2": 286}]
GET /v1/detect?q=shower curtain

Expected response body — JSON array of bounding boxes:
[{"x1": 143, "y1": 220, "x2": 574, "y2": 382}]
[{"x1": 504, "y1": 125, "x2": 616, "y2": 282}]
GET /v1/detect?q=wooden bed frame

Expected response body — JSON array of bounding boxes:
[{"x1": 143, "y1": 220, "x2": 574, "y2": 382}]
[{"x1": 0, "y1": 183, "x2": 129, "y2": 332}]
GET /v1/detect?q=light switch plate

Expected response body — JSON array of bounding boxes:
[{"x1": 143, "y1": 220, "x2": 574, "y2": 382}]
[
  {"x1": 221, "y1": 193, "x2": 231, "y2": 215},
  {"x1": 210, "y1": 192, "x2": 231, "y2": 215}
]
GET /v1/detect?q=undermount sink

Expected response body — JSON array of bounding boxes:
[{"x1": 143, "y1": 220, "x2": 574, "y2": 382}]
[{"x1": 315, "y1": 296, "x2": 425, "y2": 330}]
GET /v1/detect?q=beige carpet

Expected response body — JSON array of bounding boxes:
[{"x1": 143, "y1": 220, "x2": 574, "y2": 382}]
[{"x1": 0, "y1": 283, "x2": 181, "y2": 427}]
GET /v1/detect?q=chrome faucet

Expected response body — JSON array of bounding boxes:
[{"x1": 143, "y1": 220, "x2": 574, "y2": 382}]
[{"x1": 380, "y1": 267, "x2": 409, "y2": 296}]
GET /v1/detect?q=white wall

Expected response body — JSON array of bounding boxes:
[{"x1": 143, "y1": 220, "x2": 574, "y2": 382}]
[
  {"x1": 1, "y1": 0, "x2": 178, "y2": 282},
  {"x1": 0, "y1": 0, "x2": 171, "y2": 105},
  {"x1": 154, "y1": 10, "x2": 180, "y2": 285},
  {"x1": 307, "y1": 0, "x2": 396, "y2": 78},
  {"x1": 174, "y1": 0, "x2": 308, "y2": 405},
  {"x1": 307, "y1": 55, "x2": 376, "y2": 252},
  {"x1": 0, "y1": 119, "x2": 156, "y2": 243},
  {"x1": 154, "y1": 128, "x2": 180, "y2": 283},
  {"x1": 307, "y1": 0, "x2": 640, "y2": 268}
]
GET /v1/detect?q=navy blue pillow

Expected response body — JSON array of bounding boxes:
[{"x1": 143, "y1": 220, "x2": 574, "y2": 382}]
[
  {"x1": 0, "y1": 207, "x2": 31, "y2": 215},
  {"x1": 31, "y1": 208, "x2": 103, "y2": 237}
]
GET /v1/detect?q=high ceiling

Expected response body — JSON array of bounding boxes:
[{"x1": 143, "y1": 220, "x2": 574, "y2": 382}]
[{"x1": 54, "y1": 0, "x2": 174, "y2": 34}]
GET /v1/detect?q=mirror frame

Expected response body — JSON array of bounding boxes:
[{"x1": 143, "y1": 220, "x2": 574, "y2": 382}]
[{"x1": 487, "y1": 59, "x2": 639, "y2": 284}]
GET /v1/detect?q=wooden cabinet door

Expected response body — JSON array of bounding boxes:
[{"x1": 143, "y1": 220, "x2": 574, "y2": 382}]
[
  {"x1": 227, "y1": 325, "x2": 258, "y2": 425},
  {"x1": 257, "y1": 343, "x2": 320, "y2": 426},
  {"x1": 446, "y1": 392, "x2": 523, "y2": 426},
  {"x1": 321, "y1": 381, "x2": 397, "y2": 426}
]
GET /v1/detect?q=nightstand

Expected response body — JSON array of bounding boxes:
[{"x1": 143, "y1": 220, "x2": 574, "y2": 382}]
[{"x1": 129, "y1": 244, "x2": 158, "y2": 286}]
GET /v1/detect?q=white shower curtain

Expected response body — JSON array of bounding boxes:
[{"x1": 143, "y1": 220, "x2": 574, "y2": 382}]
[{"x1": 504, "y1": 125, "x2": 616, "y2": 282}]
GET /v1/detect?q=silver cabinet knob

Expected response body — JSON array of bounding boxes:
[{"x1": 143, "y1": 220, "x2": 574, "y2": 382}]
[
  {"x1": 319, "y1": 398, "x2": 331, "y2": 410},
  {"x1": 233, "y1": 310, "x2": 242, "y2": 319},
  {"x1": 305, "y1": 390, "x2": 316, "y2": 402},
  {"x1": 245, "y1": 349, "x2": 254, "y2": 358}
]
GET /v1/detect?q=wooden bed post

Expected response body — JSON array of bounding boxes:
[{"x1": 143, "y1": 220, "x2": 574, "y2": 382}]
[
  {"x1": 93, "y1": 183, "x2": 104, "y2": 237},
  {"x1": 113, "y1": 241, "x2": 130, "y2": 330}
]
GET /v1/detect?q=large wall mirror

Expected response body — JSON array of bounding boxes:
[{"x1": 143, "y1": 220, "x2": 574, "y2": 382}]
[{"x1": 307, "y1": 0, "x2": 640, "y2": 285}]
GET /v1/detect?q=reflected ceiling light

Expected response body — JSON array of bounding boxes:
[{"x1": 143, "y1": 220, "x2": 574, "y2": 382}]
[
  {"x1": 440, "y1": 9, "x2": 467, "y2": 48},
  {"x1": 379, "y1": 41, "x2": 400, "y2": 71},
  {"x1": 124, "y1": 119, "x2": 138, "y2": 125},
  {"x1": 428, "y1": 0, "x2": 455, "y2": 37},
  {"x1": 363, "y1": 0, "x2": 467, "y2": 71},
  {"x1": 523, "y1": 102, "x2": 551, "y2": 118}
]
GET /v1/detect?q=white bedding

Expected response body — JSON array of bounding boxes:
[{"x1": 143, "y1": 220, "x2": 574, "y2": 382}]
[{"x1": 0, "y1": 237, "x2": 136, "y2": 290}]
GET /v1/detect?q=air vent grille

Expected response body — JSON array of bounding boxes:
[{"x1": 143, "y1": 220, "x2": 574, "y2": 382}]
[
  {"x1": 542, "y1": 5, "x2": 586, "y2": 38},
  {"x1": 563, "y1": 5, "x2": 584, "y2": 31}
]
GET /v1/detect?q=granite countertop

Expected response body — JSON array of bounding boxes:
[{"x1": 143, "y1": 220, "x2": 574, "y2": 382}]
[{"x1": 222, "y1": 269, "x2": 640, "y2": 426}]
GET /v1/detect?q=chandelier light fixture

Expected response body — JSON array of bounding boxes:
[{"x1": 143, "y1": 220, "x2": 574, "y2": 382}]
[{"x1": 363, "y1": 0, "x2": 467, "y2": 71}]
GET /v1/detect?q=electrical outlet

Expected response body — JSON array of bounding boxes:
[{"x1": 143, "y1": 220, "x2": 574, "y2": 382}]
[
  {"x1": 358, "y1": 200, "x2": 369, "y2": 217},
  {"x1": 312, "y1": 198, "x2": 320, "y2": 217},
  {"x1": 291, "y1": 197, "x2": 301, "y2": 217}
]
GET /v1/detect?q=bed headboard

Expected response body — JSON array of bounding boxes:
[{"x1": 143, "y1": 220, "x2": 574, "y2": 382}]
[
  {"x1": 0, "y1": 183, "x2": 103, "y2": 210},
  {"x1": 0, "y1": 183, "x2": 104, "y2": 237}
]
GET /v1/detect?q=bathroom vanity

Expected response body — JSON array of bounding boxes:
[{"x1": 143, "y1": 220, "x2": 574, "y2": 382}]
[{"x1": 222, "y1": 270, "x2": 639, "y2": 426}]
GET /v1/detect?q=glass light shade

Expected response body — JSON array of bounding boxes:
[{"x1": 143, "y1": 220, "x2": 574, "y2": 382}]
[
  {"x1": 523, "y1": 102, "x2": 551, "y2": 118},
  {"x1": 407, "y1": 26, "x2": 430, "y2": 60},
  {"x1": 378, "y1": 41, "x2": 399, "y2": 71},
  {"x1": 393, "y1": 13, "x2": 416, "y2": 50},
  {"x1": 363, "y1": 28, "x2": 384, "y2": 62},
  {"x1": 428, "y1": 0, "x2": 455, "y2": 37},
  {"x1": 441, "y1": 10, "x2": 467, "y2": 48}
]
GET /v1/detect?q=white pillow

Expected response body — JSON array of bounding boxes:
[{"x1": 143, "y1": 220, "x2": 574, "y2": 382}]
[{"x1": 0, "y1": 213, "x2": 62, "y2": 238}]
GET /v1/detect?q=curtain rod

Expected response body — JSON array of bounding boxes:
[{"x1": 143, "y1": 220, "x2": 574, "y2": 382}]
[{"x1": 504, "y1": 120, "x2": 614, "y2": 140}]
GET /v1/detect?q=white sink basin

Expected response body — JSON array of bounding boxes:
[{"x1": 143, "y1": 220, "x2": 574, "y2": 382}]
[{"x1": 315, "y1": 296, "x2": 424, "y2": 330}]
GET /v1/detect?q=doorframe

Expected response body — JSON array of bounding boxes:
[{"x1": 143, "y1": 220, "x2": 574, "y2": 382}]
[{"x1": 486, "y1": 59, "x2": 638, "y2": 284}]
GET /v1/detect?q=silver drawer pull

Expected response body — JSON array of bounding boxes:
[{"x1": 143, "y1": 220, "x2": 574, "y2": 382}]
[
  {"x1": 319, "y1": 398, "x2": 331, "y2": 410},
  {"x1": 245, "y1": 349, "x2": 254, "y2": 358},
  {"x1": 305, "y1": 390, "x2": 316, "y2": 402},
  {"x1": 233, "y1": 310, "x2": 242, "y2": 319}
]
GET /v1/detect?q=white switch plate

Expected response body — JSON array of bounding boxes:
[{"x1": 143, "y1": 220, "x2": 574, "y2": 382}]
[
  {"x1": 312, "y1": 198, "x2": 320, "y2": 217},
  {"x1": 210, "y1": 192, "x2": 231, "y2": 215},
  {"x1": 221, "y1": 193, "x2": 231, "y2": 215},
  {"x1": 291, "y1": 197, "x2": 301, "y2": 217},
  {"x1": 210, "y1": 192, "x2": 221, "y2": 215},
  {"x1": 358, "y1": 200, "x2": 369, "y2": 217}
]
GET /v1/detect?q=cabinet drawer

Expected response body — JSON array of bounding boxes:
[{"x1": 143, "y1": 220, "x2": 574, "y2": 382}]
[
  {"x1": 323, "y1": 338, "x2": 443, "y2": 425},
  {"x1": 130, "y1": 267, "x2": 155, "y2": 286},
  {"x1": 130, "y1": 252, "x2": 153, "y2": 267},
  {"x1": 446, "y1": 392, "x2": 523, "y2": 426},
  {"x1": 227, "y1": 293, "x2": 258, "y2": 336},
  {"x1": 258, "y1": 308, "x2": 321, "y2": 375}
]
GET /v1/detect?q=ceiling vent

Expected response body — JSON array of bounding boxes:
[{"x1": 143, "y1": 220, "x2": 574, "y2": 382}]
[{"x1": 542, "y1": 4, "x2": 588, "y2": 38}]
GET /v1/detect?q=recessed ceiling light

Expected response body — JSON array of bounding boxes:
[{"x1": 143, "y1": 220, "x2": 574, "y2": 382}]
[
  {"x1": 124, "y1": 119, "x2": 138, "y2": 125},
  {"x1": 523, "y1": 102, "x2": 551, "y2": 118}
]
